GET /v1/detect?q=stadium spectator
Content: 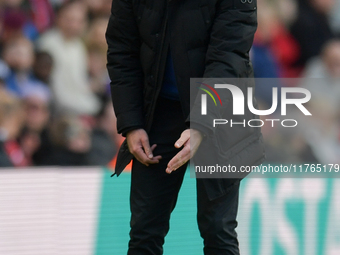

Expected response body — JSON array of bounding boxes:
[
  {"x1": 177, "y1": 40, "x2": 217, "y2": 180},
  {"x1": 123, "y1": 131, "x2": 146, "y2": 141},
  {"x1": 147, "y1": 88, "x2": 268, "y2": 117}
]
[
  {"x1": 275, "y1": 0, "x2": 298, "y2": 26},
  {"x1": 38, "y1": 0, "x2": 100, "y2": 116},
  {"x1": 87, "y1": 45, "x2": 108, "y2": 97},
  {"x1": 22, "y1": 82, "x2": 51, "y2": 133},
  {"x1": 0, "y1": 60, "x2": 10, "y2": 88},
  {"x1": 297, "y1": 96, "x2": 340, "y2": 165},
  {"x1": 19, "y1": 83, "x2": 53, "y2": 166},
  {"x1": 304, "y1": 39, "x2": 340, "y2": 78},
  {"x1": 17, "y1": 84, "x2": 51, "y2": 165},
  {"x1": 3, "y1": 36, "x2": 50, "y2": 98},
  {"x1": 86, "y1": 0, "x2": 111, "y2": 18},
  {"x1": 88, "y1": 97, "x2": 118, "y2": 165},
  {"x1": 40, "y1": 114, "x2": 92, "y2": 166},
  {"x1": 27, "y1": 0, "x2": 54, "y2": 33},
  {"x1": 0, "y1": 88, "x2": 27, "y2": 167},
  {"x1": 252, "y1": 0, "x2": 300, "y2": 78},
  {"x1": 301, "y1": 40, "x2": 340, "y2": 107},
  {"x1": 85, "y1": 17, "x2": 108, "y2": 52},
  {"x1": 85, "y1": 17, "x2": 110, "y2": 96},
  {"x1": 0, "y1": 0, "x2": 40, "y2": 41},
  {"x1": 32, "y1": 51, "x2": 53, "y2": 86},
  {"x1": 290, "y1": 0, "x2": 336, "y2": 69}
]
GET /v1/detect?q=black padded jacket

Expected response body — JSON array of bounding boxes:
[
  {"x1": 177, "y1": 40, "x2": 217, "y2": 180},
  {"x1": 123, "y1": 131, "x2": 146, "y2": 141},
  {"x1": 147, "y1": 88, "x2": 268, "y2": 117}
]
[{"x1": 106, "y1": 0, "x2": 265, "y2": 200}]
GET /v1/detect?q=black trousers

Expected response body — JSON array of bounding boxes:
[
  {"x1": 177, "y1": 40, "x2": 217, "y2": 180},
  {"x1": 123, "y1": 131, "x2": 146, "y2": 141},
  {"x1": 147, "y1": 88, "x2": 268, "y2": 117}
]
[{"x1": 128, "y1": 97, "x2": 240, "y2": 255}]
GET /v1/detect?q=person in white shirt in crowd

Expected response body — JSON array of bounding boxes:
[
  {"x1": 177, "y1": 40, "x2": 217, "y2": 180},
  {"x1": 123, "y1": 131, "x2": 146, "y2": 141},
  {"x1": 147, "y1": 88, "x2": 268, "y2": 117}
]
[{"x1": 38, "y1": 0, "x2": 100, "y2": 116}]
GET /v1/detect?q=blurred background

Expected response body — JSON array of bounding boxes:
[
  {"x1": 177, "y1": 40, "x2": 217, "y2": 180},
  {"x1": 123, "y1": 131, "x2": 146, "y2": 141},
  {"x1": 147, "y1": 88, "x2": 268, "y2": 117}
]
[
  {"x1": 1, "y1": 0, "x2": 340, "y2": 254},
  {"x1": 1, "y1": 0, "x2": 340, "y2": 167},
  {"x1": 0, "y1": 0, "x2": 121, "y2": 168}
]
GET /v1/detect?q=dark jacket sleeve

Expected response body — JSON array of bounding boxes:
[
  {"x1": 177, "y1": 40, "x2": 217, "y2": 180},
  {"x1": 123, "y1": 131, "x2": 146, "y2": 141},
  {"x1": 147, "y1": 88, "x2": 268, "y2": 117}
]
[
  {"x1": 106, "y1": 0, "x2": 144, "y2": 136},
  {"x1": 189, "y1": 0, "x2": 258, "y2": 136}
]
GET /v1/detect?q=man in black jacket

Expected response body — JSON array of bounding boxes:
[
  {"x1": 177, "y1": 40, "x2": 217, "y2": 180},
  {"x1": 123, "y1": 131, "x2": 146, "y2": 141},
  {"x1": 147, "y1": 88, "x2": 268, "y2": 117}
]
[{"x1": 106, "y1": 0, "x2": 265, "y2": 254}]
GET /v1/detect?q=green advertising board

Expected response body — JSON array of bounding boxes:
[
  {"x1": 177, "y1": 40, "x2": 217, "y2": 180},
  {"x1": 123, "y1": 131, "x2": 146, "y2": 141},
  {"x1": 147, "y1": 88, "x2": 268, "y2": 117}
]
[{"x1": 96, "y1": 170, "x2": 340, "y2": 255}]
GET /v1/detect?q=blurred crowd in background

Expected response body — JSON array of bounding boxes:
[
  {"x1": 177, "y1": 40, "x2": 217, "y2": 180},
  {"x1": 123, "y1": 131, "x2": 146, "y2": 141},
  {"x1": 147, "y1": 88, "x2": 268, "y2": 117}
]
[
  {"x1": 0, "y1": 0, "x2": 120, "y2": 167},
  {"x1": 0, "y1": 0, "x2": 340, "y2": 167},
  {"x1": 254, "y1": 0, "x2": 340, "y2": 165}
]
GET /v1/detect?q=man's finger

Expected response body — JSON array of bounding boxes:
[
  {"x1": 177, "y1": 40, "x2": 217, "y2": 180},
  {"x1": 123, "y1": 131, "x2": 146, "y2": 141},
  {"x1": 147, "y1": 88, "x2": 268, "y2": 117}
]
[
  {"x1": 151, "y1": 144, "x2": 157, "y2": 151},
  {"x1": 153, "y1": 155, "x2": 162, "y2": 161},
  {"x1": 133, "y1": 147, "x2": 149, "y2": 166},
  {"x1": 166, "y1": 146, "x2": 190, "y2": 173},
  {"x1": 134, "y1": 147, "x2": 161, "y2": 166},
  {"x1": 171, "y1": 149, "x2": 190, "y2": 170},
  {"x1": 141, "y1": 137, "x2": 153, "y2": 158},
  {"x1": 174, "y1": 130, "x2": 190, "y2": 148},
  {"x1": 150, "y1": 145, "x2": 162, "y2": 161}
]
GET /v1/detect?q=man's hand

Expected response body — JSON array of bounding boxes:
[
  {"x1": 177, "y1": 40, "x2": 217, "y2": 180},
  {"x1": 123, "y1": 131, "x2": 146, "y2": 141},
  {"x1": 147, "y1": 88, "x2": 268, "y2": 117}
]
[
  {"x1": 126, "y1": 129, "x2": 162, "y2": 166},
  {"x1": 166, "y1": 129, "x2": 203, "y2": 174}
]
